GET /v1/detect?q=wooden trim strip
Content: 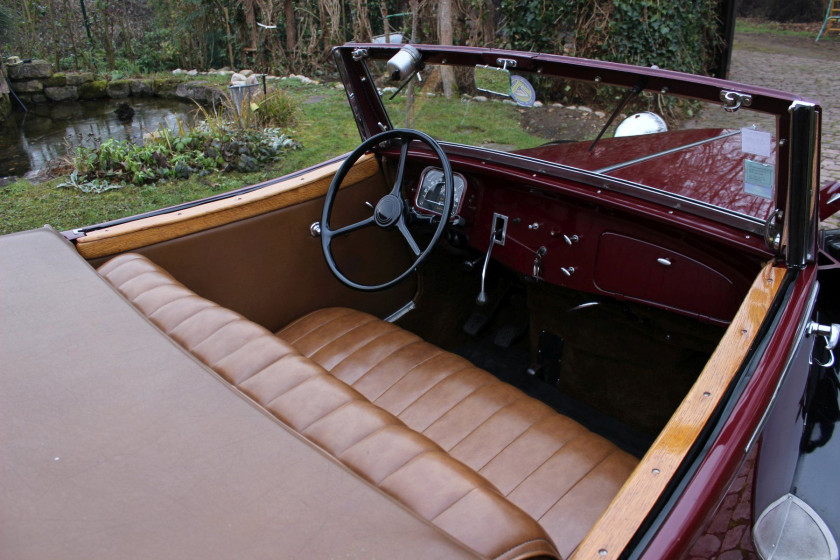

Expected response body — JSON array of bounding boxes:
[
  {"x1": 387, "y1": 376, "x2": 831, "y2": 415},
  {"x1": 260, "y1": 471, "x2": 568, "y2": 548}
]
[
  {"x1": 572, "y1": 262, "x2": 784, "y2": 560},
  {"x1": 76, "y1": 154, "x2": 379, "y2": 259}
]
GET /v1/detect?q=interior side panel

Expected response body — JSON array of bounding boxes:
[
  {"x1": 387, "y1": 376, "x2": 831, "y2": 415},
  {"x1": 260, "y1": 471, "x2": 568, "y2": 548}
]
[{"x1": 88, "y1": 176, "x2": 417, "y2": 332}]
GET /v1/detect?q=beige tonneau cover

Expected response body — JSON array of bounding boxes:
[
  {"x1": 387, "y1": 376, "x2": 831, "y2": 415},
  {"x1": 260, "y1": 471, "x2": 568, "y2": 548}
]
[{"x1": 0, "y1": 228, "x2": 479, "y2": 560}]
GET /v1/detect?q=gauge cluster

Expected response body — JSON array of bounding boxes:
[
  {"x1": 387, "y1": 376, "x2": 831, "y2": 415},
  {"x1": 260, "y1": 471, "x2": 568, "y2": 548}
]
[{"x1": 414, "y1": 167, "x2": 467, "y2": 218}]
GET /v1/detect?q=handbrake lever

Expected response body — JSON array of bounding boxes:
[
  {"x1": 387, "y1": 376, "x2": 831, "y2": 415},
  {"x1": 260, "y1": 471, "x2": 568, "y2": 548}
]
[{"x1": 477, "y1": 217, "x2": 506, "y2": 305}]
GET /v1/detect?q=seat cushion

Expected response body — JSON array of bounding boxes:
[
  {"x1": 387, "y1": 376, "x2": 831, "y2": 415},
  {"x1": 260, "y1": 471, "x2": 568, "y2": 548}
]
[
  {"x1": 98, "y1": 253, "x2": 558, "y2": 560},
  {"x1": 278, "y1": 308, "x2": 640, "y2": 559}
]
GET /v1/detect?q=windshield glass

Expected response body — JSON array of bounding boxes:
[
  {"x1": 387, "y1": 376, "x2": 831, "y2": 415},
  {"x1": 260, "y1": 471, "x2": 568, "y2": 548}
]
[{"x1": 368, "y1": 60, "x2": 779, "y2": 222}]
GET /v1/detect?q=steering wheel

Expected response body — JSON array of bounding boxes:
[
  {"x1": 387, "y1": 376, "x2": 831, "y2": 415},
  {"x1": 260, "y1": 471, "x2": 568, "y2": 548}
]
[{"x1": 321, "y1": 129, "x2": 454, "y2": 291}]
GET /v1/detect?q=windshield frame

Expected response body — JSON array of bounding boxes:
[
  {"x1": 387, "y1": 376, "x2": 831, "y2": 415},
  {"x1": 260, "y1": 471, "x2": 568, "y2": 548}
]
[{"x1": 333, "y1": 44, "x2": 819, "y2": 253}]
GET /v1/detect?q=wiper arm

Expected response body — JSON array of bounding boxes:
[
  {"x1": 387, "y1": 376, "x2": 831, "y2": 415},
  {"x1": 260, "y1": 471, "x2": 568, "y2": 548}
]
[{"x1": 588, "y1": 78, "x2": 648, "y2": 152}]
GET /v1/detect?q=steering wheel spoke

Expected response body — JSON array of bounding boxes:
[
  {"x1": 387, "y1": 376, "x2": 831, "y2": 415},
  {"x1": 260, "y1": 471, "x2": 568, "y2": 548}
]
[
  {"x1": 390, "y1": 139, "x2": 411, "y2": 197},
  {"x1": 329, "y1": 215, "x2": 375, "y2": 238},
  {"x1": 397, "y1": 218, "x2": 422, "y2": 257}
]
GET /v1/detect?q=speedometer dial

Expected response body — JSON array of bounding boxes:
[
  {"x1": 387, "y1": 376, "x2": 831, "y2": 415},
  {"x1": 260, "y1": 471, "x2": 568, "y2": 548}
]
[{"x1": 415, "y1": 168, "x2": 467, "y2": 217}]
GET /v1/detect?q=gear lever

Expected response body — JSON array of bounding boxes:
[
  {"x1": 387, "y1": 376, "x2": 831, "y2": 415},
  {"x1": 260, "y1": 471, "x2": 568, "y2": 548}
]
[{"x1": 477, "y1": 214, "x2": 507, "y2": 305}]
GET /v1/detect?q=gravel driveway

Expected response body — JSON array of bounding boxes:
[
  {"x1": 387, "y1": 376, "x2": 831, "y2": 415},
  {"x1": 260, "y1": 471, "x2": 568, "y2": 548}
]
[{"x1": 708, "y1": 30, "x2": 840, "y2": 229}]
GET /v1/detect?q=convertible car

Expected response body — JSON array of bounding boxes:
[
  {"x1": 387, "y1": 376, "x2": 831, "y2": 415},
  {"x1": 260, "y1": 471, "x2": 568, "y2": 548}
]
[{"x1": 4, "y1": 44, "x2": 840, "y2": 560}]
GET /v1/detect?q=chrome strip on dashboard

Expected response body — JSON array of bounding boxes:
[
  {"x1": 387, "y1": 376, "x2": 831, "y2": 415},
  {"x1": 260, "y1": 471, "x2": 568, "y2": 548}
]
[
  {"x1": 595, "y1": 130, "x2": 742, "y2": 174},
  {"x1": 439, "y1": 142, "x2": 767, "y2": 235}
]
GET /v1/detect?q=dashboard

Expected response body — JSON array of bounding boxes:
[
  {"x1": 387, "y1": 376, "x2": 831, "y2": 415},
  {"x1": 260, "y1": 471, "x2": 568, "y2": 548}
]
[{"x1": 407, "y1": 164, "x2": 756, "y2": 325}]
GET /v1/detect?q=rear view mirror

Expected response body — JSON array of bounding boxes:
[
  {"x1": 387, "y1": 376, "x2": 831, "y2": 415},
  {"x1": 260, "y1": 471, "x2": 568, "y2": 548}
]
[{"x1": 475, "y1": 65, "x2": 511, "y2": 98}]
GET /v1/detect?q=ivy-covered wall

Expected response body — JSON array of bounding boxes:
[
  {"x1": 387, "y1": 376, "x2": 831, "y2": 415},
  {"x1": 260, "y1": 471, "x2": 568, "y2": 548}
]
[{"x1": 499, "y1": 0, "x2": 720, "y2": 76}]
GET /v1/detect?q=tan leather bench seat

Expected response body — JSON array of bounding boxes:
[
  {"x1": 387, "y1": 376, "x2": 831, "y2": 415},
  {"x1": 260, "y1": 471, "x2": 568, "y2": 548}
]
[
  {"x1": 277, "y1": 308, "x2": 640, "y2": 558},
  {"x1": 99, "y1": 253, "x2": 639, "y2": 559}
]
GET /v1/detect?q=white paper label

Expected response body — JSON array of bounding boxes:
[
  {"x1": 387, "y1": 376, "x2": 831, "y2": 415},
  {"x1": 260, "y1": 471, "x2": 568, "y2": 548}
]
[
  {"x1": 741, "y1": 128, "x2": 772, "y2": 157},
  {"x1": 744, "y1": 159, "x2": 774, "y2": 199}
]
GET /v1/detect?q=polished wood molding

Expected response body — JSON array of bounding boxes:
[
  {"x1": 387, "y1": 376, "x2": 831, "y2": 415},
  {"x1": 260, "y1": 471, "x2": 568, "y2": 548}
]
[
  {"x1": 573, "y1": 262, "x2": 784, "y2": 559},
  {"x1": 76, "y1": 154, "x2": 379, "y2": 259}
]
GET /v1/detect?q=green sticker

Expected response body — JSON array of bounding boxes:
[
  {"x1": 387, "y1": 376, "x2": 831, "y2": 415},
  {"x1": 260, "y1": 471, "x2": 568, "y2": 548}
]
[{"x1": 744, "y1": 159, "x2": 774, "y2": 199}]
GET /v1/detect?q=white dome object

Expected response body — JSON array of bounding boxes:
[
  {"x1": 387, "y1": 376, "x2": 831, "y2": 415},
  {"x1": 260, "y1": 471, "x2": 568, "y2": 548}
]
[{"x1": 614, "y1": 111, "x2": 668, "y2": 137}]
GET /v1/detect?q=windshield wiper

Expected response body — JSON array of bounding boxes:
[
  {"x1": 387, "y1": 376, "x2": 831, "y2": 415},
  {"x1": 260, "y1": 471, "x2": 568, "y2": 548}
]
[{"x1": 588, "y1": 78, "x2": 648, "y2": 152}]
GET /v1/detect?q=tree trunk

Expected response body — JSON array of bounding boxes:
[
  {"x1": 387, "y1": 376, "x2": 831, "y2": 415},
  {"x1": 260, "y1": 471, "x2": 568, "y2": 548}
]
[
  {"x1": 243, "y1": 0, "x2": 258, "y2": 50},
  {"x1": 65, "y1": 0, "x2": 80, "y2": 70},
  {"x1": 405, "y1": 0, "x2": 420, "y2": 127},
  {"x1": 284, "y1": 0, "x2": 295, "y2": 53},
  {"x1": 99, "y1": 1, "x2": 116, "y2": 70},
  {"x1": 380, "y1": 1, "x2": 389, "y2": 42},
  {"x1": 438, "y1": 0, "x2": 456, "y2": 98},
  {"x1": 48, "y1": 0, "x2": 60, "y2": 69},
  {"x1": 120, "y1": 1, "x2": 133, "y2": 59}
]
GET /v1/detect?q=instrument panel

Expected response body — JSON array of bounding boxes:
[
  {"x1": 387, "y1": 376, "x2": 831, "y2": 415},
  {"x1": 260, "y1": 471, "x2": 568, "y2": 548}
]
[{"x1": 414, "y1": 167, "x2": 467, "y2": 218}]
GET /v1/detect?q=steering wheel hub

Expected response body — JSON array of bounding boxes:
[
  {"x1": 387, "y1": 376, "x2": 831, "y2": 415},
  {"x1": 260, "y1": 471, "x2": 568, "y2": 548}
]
[{"x1": 374, "y1": 194, "x2": 403, "y2": 227}]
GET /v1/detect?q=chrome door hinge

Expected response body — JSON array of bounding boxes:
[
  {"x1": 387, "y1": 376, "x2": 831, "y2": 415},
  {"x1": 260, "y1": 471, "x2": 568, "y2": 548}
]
[{"x1": 807, "y1": 322, "x2": 840, "y2": 367}]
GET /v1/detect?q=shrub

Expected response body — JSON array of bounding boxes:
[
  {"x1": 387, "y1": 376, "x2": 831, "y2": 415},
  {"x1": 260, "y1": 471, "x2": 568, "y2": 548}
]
[
  {"x1": 500, "y1": 0, "x2": 720, "y2": 76},
  {"x1": 59, "y1": 118, "x2": 300, "y2": 193}
]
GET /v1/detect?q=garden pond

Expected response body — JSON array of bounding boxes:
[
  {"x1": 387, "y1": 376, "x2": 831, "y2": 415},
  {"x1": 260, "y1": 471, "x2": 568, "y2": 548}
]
[{"x1": 0, "y1": 98, "x2": 201, "y2": 180}]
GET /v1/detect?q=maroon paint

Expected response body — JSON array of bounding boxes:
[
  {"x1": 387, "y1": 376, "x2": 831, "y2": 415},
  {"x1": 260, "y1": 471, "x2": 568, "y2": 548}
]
[
  {"x1": 387, "y1": 147, "x2": 773, "y2": 260},
  {"x1": 341, "y1": 44, "x2": 810, "y2": 116},
  {"x1": 516, "y1": 129, "x2": 777, "y2": 221},
  {"x1": 465, "y1": 179, "x2": 754, "y2": 323},
  {"x1": 639, "y1": 265, "x2": 817, "y2": 560}
]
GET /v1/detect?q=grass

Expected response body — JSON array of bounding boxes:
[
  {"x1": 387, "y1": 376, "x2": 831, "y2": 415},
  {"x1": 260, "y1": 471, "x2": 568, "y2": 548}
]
[
  {"x1": 735, "y1": 17, "x2": 829, "y2": 38},
  {"x1": 0, "y1": 79, "x2": 542, "y2": 235}
]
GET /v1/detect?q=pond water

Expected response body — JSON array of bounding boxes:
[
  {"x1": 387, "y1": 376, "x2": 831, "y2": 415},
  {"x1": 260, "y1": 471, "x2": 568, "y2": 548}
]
[{"x1": 0, "y1": 98, "x2": 202, "y2": 179}]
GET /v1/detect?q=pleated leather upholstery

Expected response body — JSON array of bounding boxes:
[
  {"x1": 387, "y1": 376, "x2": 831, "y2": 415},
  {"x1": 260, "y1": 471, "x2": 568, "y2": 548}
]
[
  {"x1": 98, "y1": 253, "x2": 559, "y2": 560},
  {"x1": 278, "y1": 308, "x2": 640, "y2": 559}
]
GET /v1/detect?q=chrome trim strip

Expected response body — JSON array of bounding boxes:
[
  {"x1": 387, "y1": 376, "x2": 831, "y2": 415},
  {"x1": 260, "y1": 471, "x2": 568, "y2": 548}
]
[
  {"x1": 439, "y1": 142, "x2": 767, "y2": 235},
  {"x1": 745, "y1": 279, "x2": 819, "y2": 453},
  {"x1": 595, "y1": 130, "x2": 742, "y2": 174},
  {"x1": 385, "y1": 300, "x2": 416, "y2": 323}
]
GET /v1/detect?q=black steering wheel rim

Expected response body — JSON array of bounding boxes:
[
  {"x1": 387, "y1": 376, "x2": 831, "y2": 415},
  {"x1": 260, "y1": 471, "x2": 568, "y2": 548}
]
[{"x1": 321, "y1": 128, "x2": 454, "y2": 291}]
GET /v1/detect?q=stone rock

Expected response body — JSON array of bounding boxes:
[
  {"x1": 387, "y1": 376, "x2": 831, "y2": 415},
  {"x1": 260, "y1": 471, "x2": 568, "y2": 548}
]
[
  {"x1": 44, "y1": 86, "x2": 78, "y2": 102},
  {"x1": 594, "y1": 110, "x2": 606, "y2": 118},
  {"x1": 18, "y1": 93, "x2": 47, "y2": 104},
  {"x1": 533, "y1": 100, "x2": 544, "y2": 107},
  {"x1": 687, "y1": 534, "x2": 721, "y2": 557},
  {"x1": 172, "y1": 68, "x2": 185, "y2": 75},
  {"x1": 177, "y1": 80, "x2": 224, "y2": 104},
  {"x1": 578, "y1": 106, "x2": 592, "y2": 113},
  {"x1": 472, "y1": 95, "x2": 488, "y2": 102},
  {"x1": 551, "y1": 102, "x2": 564, "y2": 108},
  {"x1": 44, "y1": 73, "x2": 67, "y2": 87},
  {"x1": 78, "y1": 80, "x2": 108, "y2": 100},
  {"x1": 13, "y1": 79, "x2": 44, "y2": 93},
  {"x1": 8, "y1": 59, "x2": 52, "y2": 80},
  {"x1": 153, "y1": 78, "x2": 181, "y2": 98},
  {"x1": 0, "y1": 94, "x2": 11, "y2": 123},
  {"x1": 187, "y1": 69, "x2": 198, "y2": 76},
  {"x1": 129, "y1": 79, "x2": 154, "y2": 96},
  {"x1": 240, "y1": 69, "x2": 254, "y2": 77},
  {"x1": 230, "y1": 72, "x2": 247, "y2": 85},
  {"x1": 722, "y1": 524, "x2": 745, "y2": 551},
  {"x1": 66, "y1": 72, "x2": 94, "y2": 85},
  {"x1": 106, "y1": 80, "x2": 131, "y2": 98}
]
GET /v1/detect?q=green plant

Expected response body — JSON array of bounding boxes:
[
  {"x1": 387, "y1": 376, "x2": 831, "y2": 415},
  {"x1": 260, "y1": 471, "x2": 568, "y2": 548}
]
[
  {"x1": 61, "y1": 115, "x2": 300, "y2": 192},
  {"x1": 254, "y1": 91, "x2": 298, "y2": 128}
]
